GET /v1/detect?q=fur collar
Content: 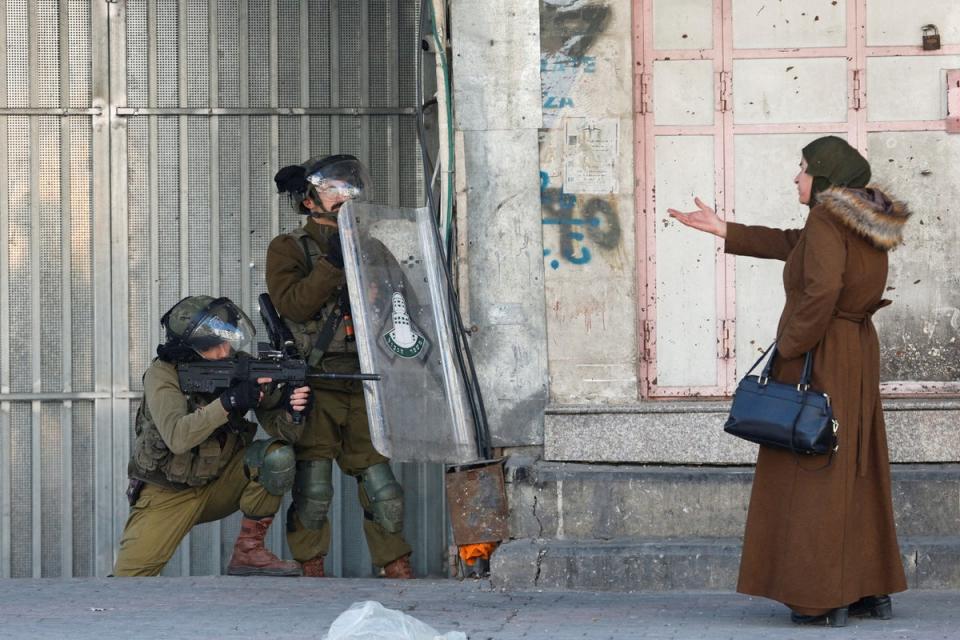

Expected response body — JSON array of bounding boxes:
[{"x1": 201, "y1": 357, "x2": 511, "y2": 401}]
[{"x1": 817, "y1": 186, "x2": 911, "y2": 251}]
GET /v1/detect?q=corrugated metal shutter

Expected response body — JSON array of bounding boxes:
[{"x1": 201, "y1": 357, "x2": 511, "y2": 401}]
[
  {"x1": 1, "y1": 0, "x2": 446, "y2": 579},
  {"x1": 0, "y1": 0, "x2": 107, "y2": 580}
]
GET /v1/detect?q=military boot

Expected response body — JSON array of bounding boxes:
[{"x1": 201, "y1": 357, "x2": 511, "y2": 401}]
[
  {"x1": 301, "y1": 554, "x2": 325, "y2": 577},
  {"x1": 382, "y1": 554, "x2": 413, "y2": 579},
  {"x1": 227, "y1": 516, "x2": 302, "y2": 577}
]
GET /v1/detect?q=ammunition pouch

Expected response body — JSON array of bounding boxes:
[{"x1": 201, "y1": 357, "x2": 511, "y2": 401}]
[{"x1": 131, "y1": 398, "x2": 236, "y2": 488}]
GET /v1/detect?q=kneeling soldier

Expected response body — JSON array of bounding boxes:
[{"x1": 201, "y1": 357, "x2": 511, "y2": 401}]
[{"x1": 113, "y1": 295, "x2": 308, "y2": 577}]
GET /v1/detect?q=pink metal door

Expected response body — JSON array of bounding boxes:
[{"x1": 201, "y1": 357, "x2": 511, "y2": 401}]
[{"x1": 635, "y1": 0, "x2": 960, "y2": 397}]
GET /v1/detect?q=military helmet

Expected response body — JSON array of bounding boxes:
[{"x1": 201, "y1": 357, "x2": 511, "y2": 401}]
[
  {"x1": 160, "y1": 295, "x2": 256, "y2": 355},
  {"x1": 274, "y1": 154, "x2": 372, "y2": 216}
]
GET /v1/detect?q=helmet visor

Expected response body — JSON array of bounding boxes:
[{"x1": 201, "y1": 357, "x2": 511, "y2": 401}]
[
  {"x1": 185, "y1": 302, "x2": 256, "y2": 354},
  {"x1": 305, "y1": 156, "x2": 373, "y2": 210}
]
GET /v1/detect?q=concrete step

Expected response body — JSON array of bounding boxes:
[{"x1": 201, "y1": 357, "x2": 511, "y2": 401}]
[
  {"x1": 506, "y1": 461, "x2": 960, "y2": 539},
  {"x1": 490, "y1": 536, "x2": 960, "y2": 592}
]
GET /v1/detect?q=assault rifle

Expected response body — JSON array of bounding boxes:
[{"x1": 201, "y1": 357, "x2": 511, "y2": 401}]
[{"x1": 176, "y1": 293, "x2": 380, "y2": 424}]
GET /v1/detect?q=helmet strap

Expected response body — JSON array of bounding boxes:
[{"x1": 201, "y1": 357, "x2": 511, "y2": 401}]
[{"x1": 307, "y1": 210, "x2": 338, "y2": 227}]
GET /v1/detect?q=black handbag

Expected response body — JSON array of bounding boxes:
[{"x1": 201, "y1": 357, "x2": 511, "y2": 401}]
[{"x1": 724, "y1": 342, "x2": 838, "y2": 455}]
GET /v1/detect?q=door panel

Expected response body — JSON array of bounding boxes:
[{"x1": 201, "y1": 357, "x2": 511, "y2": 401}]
[
  {"x1": 655, "y1": 135, "x2": 718, "y2": 387},
  {"x1": 866, "y1": 0, "x2": 960, "y2": 46},
  {"x1": 866, "y1": 56, "x2": 960, "y2": 121},
  {"x1": 653, "y1": 0, "x2": 714, "y2": 50},
  {"x1": 732, "y1": 0, "x2": 847, "y2": 49},
  {"x1": 653, "y1": 60, "x2": 716, "y2": 126},
  {"x1": 733, "y1": 58, "x2": 849, "y2": 124}
]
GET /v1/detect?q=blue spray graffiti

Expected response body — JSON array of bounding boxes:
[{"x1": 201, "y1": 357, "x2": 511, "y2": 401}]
[
  {"x1": 541, "y1": 55, "x2": 596, "y2": 123},
  {"x1": 540, "y1": 171, "x2": 621, "y2": 269}
]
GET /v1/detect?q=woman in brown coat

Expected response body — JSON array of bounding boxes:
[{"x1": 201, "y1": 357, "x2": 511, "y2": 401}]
[{"x1": 668, "y1": 136, "x2": 910, "y2": 626}]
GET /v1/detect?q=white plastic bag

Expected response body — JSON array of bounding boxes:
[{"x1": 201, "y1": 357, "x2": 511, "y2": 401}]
[{"x1": 323, "y1": 601, "x2": 468, "y2": 640}]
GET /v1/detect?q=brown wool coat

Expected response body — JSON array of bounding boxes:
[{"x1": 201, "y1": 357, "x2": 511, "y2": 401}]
[{"x1": 725, "y1": 186, "x2": 910, "y2": 610}]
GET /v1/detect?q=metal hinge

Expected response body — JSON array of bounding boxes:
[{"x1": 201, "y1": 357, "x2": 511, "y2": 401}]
[
  {"x1": 642, "y1": 320, "x2": 655, "y2": 362},
  {"x1": 639, "y1": 73, "x2": 652, "y2": 115},
  {"x1": 848, "y1": 69, "x2": 864, "y2": 111},
  {"x1": 716, "y1": 72, "x2": 732, "y2": 112},
  {"x1": 718, "y1": 319, "x2": 735, "y2": 359}
]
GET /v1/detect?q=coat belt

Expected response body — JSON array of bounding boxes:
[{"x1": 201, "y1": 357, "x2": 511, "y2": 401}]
[
  {"x1": 833, "y1": 298, "x2": 892, "y2": 323},
  {"x1": 831, "y1": 299, "x2": 890, "y2": 476}
]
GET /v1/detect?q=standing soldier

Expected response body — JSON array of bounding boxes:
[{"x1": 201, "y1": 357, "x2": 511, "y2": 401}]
[
  {"x1": 113, "y1": 295, "x2": 309, "y2": 577},
  {"x1": 267, "y1": 155, "x2": 413, "y2": 578}
]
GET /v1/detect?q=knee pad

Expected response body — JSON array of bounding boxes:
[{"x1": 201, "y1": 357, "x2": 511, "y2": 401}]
[
  {"x1": 243, "y1": 438, "x2": 296, "y2": 496},
  {"x1": 292, "y1": 459, "x2": 334, "y2": 530},
  {"x1": 361, "y1": 462, "x2": 404, "y2": 534}
]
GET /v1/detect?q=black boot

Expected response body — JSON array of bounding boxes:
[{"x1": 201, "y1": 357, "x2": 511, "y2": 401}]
[
  {"x1": 849, "y1": 595, "x2": 892, "y2": 619},
  {"x1": 791, "y1": 607, "x2": 849, "y2": 627}
]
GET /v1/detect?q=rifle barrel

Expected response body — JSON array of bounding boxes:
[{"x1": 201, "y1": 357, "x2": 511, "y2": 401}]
[{"x1": 307, "y1": 372, "x2": 381, "y2": 381}]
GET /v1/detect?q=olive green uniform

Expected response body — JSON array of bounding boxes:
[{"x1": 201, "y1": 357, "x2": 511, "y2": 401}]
[
  {"x1": 265, "y1": 218, "x2": 411, "y2": 567},
  {"x1": 113, "y1": 359, "x2": 290, "y2": 576}
]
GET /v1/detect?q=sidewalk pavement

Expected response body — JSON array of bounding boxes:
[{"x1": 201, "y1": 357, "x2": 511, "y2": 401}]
[{"x1": 0, "y1": 577, "x2": 957, "y2": 639}]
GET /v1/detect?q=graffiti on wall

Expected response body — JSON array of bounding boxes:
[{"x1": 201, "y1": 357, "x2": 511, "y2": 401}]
[
  {"x1": 541, "y1": 171, "x2": 621, "y2": 269},
  {"x1": 540, "y1": 0, "x2": 612, "y2": 128},
  {"x1": 541, "y1": 55, "x2": 596, "y2": 114},
  {"x1": 539, "y1": 1, "x2": 619, "y2": 269}
]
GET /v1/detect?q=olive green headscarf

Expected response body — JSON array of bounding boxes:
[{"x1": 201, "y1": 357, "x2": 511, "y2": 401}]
[{"x1": 801, "y1": 136, "x2": 871, "y2": 205}]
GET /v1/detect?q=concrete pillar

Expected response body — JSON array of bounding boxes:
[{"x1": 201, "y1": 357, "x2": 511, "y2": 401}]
[{"x1": 449, "y1": 0, "x2": 547, "y2": 447}]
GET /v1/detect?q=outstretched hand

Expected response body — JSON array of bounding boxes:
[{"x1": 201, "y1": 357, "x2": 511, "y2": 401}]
[{"x1": 666, "y1": 197, "x2": 727, "y2": 238}]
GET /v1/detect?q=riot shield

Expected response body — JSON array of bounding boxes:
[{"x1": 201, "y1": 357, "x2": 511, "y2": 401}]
[{"x1": 339, "y1": 201, "x2": 479, "y2": 464}]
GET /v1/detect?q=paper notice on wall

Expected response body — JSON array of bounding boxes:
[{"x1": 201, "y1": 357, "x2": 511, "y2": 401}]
[{"x1": 563, "y1": 118, "x2": 618, "y2": 194}]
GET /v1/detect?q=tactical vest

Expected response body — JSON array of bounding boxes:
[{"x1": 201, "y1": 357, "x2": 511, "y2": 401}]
[
  {"x1": 285, "y1": 226, "x2": 357, "y2": 370},
  {"x1": 129, "y1": 389, "x2": 251, "y2": 490}
]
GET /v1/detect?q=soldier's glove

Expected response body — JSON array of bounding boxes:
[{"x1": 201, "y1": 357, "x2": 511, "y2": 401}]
[
  {"x1": 325, "y1": 232, "x2": 344, "y2": 269},
  {"x1": 219, "y1": 380, "x2": 262, "y2": 413}
]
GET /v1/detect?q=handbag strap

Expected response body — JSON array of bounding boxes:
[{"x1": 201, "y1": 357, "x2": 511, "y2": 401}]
[
  {"x1": 756, "y1": 343, "x2": 814, "y2": 387},
  {"x1": 743, "y1": 342, "x2": 776, "y2": 377}
]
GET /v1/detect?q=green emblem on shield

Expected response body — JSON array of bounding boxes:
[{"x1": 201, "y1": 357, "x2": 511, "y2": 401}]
[{"x1": 382, "y1": 292, "x2": 426, "y2": 359}]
